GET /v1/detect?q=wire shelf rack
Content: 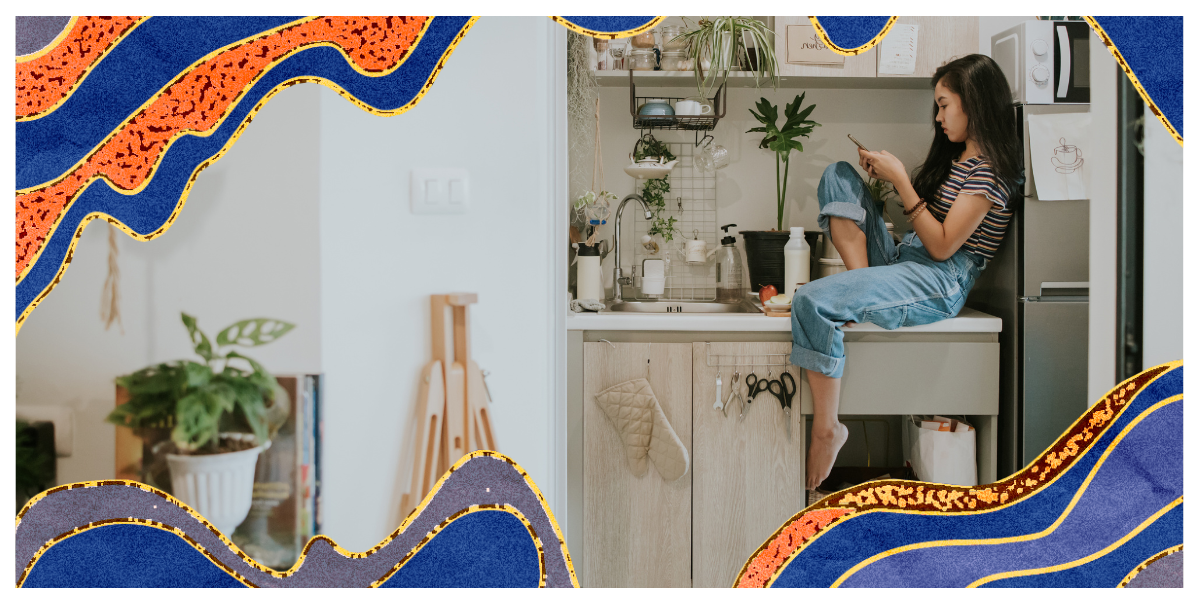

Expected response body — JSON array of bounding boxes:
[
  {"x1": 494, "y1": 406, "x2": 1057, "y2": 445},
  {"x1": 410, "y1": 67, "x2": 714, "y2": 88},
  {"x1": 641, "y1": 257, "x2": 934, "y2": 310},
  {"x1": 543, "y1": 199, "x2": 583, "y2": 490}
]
[
  {"x1": 629, "y1": 140, "x2": 717, "y2": 301},
  {"x1": 629, "y1": 71, "x2": 726, "y2": 132}
]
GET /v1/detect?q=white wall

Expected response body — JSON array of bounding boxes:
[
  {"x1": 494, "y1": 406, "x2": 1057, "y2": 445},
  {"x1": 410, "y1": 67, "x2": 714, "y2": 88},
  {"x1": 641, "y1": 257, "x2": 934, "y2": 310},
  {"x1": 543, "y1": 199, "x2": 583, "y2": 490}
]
[
  {"x1": 594, "y1": 85, "x2": 932, "y2": 286},
  {"x1": 16, "y1": 84, "x2": 324, "y2": 485},
  {"x1": 1088, "y1": 34, "x2": 1118, "y2": 403},
  {"x1": 317, "y1": 17, "x2": 556, "y2": 552},
  {"x1": 1142, "y1": 113, "x2": 1183, "y2": 367}
]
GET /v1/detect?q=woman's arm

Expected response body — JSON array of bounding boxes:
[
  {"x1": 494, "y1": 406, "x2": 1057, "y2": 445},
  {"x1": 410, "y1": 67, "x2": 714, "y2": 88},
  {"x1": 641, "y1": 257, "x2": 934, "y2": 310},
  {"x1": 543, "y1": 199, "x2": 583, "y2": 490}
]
[{"x1": 859, "y1": 149, "x2": 993, "y2": 261}]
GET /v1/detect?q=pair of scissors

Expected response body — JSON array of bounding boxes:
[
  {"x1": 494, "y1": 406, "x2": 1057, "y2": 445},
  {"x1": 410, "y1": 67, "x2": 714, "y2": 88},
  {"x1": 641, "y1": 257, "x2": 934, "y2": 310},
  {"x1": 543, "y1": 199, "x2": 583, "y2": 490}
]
[{"x1": 768, "y1": 372, "x2": 797, "y2": 440}]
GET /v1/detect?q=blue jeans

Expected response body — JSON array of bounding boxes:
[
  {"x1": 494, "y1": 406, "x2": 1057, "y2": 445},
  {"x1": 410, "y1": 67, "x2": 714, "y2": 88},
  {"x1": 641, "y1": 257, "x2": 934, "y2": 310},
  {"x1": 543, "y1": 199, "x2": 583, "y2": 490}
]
[{"x1": 790, "y1": 162, "x2": 986, "y2": 378}]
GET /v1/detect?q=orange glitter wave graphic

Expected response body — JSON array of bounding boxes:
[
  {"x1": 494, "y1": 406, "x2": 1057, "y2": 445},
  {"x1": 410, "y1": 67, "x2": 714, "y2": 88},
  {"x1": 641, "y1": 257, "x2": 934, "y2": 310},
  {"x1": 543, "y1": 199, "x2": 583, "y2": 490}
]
[
  {"x1": 735, "y1": 508, "x2": 853, "y2": 587},
  {"x1": 16, "y1": 16, "x2": 148, "y2": 120},
  {"x1": 15, "y1": 16, "x2": 429, "y2": 283}
]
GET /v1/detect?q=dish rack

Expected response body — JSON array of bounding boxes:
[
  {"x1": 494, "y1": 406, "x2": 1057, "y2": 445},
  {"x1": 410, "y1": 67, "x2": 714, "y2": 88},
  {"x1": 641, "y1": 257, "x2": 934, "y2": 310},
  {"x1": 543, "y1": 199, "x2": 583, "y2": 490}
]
[{"x1": 629, "y1": 70, "x2": 726, "y2": 134}]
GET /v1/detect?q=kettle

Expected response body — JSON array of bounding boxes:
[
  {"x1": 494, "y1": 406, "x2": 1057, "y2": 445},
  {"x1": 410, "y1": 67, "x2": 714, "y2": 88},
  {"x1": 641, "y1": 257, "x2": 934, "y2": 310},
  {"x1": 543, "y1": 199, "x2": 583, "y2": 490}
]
[{"x1": 682, "y1": 229, "x2": 718, "y2": 265}]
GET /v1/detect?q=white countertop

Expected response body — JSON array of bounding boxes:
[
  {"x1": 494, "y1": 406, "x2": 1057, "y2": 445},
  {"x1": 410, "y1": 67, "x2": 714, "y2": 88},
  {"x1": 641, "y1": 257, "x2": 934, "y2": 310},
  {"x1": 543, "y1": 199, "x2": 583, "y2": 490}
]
[{"x1": 567, "y1": 306, "x2": 1002, "y2": 333}]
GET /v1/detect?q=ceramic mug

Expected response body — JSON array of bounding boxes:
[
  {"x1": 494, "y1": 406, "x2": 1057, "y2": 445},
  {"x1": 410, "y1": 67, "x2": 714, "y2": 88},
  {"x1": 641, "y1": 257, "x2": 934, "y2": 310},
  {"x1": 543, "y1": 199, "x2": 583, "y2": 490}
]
[{"x1": 675, "y1": 100, "x2": 713, "y2": 116}]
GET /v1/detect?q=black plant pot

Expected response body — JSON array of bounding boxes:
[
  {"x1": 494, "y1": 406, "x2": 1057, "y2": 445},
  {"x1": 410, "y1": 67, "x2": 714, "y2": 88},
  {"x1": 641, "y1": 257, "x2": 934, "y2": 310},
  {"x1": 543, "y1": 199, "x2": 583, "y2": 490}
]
[{"x1": 740, "y1": 230, "x2": 791, "y2": 293}]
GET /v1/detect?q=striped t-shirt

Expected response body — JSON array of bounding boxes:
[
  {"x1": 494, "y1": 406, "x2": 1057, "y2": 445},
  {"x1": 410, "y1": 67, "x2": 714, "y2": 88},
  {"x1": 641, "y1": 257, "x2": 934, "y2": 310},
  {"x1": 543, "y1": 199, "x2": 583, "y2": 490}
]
[{"x1": 925, "y1": 156, "x2": 1013, "y2": 261}]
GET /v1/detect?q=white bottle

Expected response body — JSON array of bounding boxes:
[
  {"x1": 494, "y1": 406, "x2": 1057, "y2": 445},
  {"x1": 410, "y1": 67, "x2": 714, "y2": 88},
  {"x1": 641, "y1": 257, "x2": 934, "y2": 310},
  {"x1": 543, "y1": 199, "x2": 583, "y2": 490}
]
[
  {"x1": 576, "y1": 244, "x2": 603, "y2": 300},
  {"x1": 784, "y1": 227, "x2": 811, "y2": 295}
]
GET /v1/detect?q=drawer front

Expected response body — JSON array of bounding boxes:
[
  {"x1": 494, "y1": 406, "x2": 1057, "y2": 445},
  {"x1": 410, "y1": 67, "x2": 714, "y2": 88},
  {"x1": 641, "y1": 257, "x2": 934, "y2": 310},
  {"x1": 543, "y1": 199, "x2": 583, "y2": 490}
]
[{"x1": 797, "y1": 341, "x2": 1000, "y2": 415}]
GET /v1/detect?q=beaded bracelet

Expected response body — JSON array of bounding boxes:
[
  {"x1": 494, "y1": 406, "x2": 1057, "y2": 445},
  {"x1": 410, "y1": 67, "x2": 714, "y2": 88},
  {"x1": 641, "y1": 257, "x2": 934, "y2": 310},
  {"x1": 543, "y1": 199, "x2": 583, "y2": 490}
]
[
  {"x1": 905, "y1": 201, "x2": 927, "y2": 223},
  {"x1": 902, "y1": 199, "x2": 926, "y2": 216}
]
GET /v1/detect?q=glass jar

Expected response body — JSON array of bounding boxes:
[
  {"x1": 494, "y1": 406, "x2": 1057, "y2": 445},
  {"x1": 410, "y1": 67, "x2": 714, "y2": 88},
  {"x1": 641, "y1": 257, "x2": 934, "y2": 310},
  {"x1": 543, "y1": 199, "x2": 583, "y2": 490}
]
[
  {"x1": 629, "y1": 48, "x2": 657, "y2": 71},
  {"x1": 630, "y1": 30, "x2": 656, "y2": 48},
  {"x1": 660, "y1": 26, "x2": 688, "y2": 51},
  {"x1": 660, "y1": 50, "x2": 688, "y2": 71},
  {"x1": 593, "y1": 38, "x2": 609, "y2": 70}
]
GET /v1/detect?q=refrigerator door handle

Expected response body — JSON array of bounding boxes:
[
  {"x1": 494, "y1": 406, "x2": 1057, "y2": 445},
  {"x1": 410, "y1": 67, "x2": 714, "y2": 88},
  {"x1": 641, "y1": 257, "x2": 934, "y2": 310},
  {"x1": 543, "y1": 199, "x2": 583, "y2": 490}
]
[{"x1": 1042, "y1": 281, "x2": 1089, "y2": 295}]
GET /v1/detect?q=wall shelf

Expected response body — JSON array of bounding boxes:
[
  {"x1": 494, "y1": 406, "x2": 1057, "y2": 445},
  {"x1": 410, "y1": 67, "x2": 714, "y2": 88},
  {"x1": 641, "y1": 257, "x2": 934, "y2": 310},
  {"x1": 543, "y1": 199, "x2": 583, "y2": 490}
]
[{"x1": 595, "y1": 70, "x2": 933, "y2": 90}]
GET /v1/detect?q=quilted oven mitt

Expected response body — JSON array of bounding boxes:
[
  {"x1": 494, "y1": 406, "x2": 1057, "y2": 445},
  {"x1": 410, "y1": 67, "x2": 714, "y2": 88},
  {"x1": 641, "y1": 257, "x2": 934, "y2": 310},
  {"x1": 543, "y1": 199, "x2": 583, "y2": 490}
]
[{"x1": 593, "y1": 378, "x2": 690, "y2": 481}]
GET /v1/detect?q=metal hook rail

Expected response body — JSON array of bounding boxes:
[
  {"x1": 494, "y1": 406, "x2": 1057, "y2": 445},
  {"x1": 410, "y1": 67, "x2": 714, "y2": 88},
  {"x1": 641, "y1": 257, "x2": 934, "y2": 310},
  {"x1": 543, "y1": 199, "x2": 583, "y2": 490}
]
[{"x1": 704, "y1": 342, "x2": 793, "y2": 368}]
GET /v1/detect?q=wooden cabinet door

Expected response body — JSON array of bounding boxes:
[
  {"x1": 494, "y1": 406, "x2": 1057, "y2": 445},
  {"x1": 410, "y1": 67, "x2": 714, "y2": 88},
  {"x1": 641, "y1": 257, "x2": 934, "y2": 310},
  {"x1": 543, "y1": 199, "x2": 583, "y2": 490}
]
[
  {"x1": 582, "y1": 342, "x2": 692, "y2": 587},
  {"x1": 691, "y1": 342, "x2": 806, "y2": 588},
  {"x1": 877, "y1": 17, "x2": 979, "y2": 79},
  {"x1": 775, "y1": 16, "x2": 878, "y2": 78}
]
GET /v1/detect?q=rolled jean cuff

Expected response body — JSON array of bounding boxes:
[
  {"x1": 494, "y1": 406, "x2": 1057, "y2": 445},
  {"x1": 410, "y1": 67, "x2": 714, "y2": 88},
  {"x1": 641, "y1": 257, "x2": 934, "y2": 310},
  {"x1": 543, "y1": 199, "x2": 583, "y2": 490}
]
[
  {"x1": 790, "y1": 343, "x2": 845, "y2": 379},
  {"x1": 817, "y1": 201, "x2": 867, "y2": 236}
]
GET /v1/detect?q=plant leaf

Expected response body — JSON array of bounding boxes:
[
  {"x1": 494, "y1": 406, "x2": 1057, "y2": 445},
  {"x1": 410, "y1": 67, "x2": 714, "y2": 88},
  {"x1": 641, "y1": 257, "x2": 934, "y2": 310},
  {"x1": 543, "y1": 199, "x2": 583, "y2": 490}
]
[
  {"x1": 216, "y1": 318, "x2": 296, "y2": 347},
  {"x1": 181, "y1": 313, "x2": 214, "y2": 362}
]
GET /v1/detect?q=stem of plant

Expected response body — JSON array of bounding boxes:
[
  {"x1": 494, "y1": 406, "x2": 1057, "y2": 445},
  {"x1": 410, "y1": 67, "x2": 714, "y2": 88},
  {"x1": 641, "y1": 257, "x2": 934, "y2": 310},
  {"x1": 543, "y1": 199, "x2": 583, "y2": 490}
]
[
  {"x1": 779, "y1": 157, "x2": 790, "y2": 231},
  {"x1": 775, "y1": 154, "x2": 781, "y2": 230}
]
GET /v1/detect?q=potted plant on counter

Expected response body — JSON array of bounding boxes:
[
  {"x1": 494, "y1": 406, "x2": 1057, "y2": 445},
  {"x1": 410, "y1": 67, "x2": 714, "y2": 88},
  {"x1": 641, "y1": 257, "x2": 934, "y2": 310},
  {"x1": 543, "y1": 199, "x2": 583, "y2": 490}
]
[
  {"x1": 741, "y1": 93, "x2": 820, "y2": 292},
  {"x1": 108, "y1": 313, "x2": 293, "y2": 534}
]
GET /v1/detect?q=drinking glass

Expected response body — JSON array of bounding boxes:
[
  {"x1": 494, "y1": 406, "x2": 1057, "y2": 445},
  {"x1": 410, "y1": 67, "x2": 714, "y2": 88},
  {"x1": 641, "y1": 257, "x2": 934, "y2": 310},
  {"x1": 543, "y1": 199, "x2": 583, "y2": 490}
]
[
  {"x1": 710, "y1": 144, "x2": 730, "y2": 170},
  {"x1": 610, "y1": 44, "x2": 626, "y2": 70}
]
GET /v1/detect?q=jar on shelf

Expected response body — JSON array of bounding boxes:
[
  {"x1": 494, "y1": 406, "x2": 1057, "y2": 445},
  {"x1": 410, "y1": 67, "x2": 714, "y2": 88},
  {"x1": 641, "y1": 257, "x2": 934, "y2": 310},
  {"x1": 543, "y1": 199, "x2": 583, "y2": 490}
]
[
  {"x1": 660, "y1": 50, "x2": 688, "y2": 71},
  {"x1": 593, "y1": 37, "x2": 610, "y2": 70},
  {"x1": 629, "y1": 48, "x2": 657, "y2": 71},
  {"x1": 630, "y1": 29, "x2": 656, "y2": 49},
  {"x1": 660, "y1": 26, "x2": 688, "y2": 51}
]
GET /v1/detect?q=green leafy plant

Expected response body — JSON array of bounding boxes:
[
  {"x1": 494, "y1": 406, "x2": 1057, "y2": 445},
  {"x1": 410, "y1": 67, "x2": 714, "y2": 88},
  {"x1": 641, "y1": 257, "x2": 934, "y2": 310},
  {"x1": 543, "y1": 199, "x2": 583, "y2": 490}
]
[
  {"x1": 16, "y1": 420, "x2": 53, "y2": 506},
  {"x1": 107, "y1": 313, "x2": 294, "y2": 454},
  {"x1": 747, "y1": 93, "x2": 821, "y2": 230},
  {"x1": 866, "y1": 177, "x2": 899, "y2": 224},
  {"x1": 675, "y1": 17, "x2": 778, "y2": 98},
  {"x1": 633, "y1": 137, "x2": 681, "y2": 243}
]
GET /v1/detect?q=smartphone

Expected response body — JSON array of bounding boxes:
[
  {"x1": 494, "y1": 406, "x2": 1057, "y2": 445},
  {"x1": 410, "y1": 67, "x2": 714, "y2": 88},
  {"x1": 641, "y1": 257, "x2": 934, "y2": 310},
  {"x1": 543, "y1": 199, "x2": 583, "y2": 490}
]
[{"x1": 847, "y1": 134, "x2": 869, "y2": 152}]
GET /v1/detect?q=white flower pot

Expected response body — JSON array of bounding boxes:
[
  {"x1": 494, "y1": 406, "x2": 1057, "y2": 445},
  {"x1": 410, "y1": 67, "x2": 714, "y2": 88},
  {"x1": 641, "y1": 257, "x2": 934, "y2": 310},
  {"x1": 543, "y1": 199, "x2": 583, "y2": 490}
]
[{"x1": 166, "y1": 442, "x2": 267, "y2": 534}]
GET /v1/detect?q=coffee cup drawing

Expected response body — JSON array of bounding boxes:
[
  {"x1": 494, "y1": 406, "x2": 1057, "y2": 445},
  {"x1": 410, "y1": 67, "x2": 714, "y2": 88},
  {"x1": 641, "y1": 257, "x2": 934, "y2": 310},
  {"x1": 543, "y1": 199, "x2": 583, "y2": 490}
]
[{"x1": 1051, "y1": 137, "x2": 1084, "y2": 173}]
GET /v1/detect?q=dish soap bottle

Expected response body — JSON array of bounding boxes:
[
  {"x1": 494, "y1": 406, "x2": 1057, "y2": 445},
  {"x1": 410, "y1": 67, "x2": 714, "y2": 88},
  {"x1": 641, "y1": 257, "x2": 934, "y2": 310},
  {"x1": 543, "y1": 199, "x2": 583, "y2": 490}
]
[
  {"x1": 784, "y1": 227, "x2": 811, "y2": 295},
  {"x1": 715, "y1": 224, "x2": 745, "y2": 303}
]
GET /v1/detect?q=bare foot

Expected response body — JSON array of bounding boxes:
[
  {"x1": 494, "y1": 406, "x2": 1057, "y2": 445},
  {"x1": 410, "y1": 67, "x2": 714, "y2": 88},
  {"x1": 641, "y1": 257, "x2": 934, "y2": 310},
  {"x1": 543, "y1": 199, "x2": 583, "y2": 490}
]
[{"x1": 806, "y1": 423, "x2": 849, "y2": 490}]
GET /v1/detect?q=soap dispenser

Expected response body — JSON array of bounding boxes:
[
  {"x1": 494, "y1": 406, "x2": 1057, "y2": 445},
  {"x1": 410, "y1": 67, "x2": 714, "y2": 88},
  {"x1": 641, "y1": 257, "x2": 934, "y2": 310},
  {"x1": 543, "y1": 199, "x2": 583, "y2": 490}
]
[{"x1": 715, "y1": 224, "x2": 745, "y2": 303}]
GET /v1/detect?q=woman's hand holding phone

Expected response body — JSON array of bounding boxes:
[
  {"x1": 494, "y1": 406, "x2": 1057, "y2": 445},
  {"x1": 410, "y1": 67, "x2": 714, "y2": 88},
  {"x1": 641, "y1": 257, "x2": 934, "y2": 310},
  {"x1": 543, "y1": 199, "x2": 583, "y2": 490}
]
[{"x1": 860, "y1": 149, "x2": 907, "y2": 187}]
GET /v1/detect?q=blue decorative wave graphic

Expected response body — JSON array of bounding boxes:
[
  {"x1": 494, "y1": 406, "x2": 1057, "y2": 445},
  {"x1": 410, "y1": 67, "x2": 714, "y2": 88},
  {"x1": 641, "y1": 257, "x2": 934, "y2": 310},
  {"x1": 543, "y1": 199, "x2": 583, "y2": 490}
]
[
  {"x1": 16, "y1": 16, "x2": 473, "y2": 324},
  {"x1": 766, "y1": 364, "x2": 1183, "y2": 588},
  {"x1": 17, "y1": 451, "x2": 576, "y2": 588}
]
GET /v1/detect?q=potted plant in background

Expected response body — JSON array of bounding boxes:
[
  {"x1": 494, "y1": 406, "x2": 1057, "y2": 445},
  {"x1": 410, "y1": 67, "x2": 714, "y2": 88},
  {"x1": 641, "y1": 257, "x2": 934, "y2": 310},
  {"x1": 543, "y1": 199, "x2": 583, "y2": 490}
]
[
  {"x1": 741, "y1": 93, "x2": 820, "y2": 292},
  {"x1": 675, "y1": 17, "x2": 779, "y2": 98},
  {"x1": 108, "y1": 313, "x2": 293, "y2": 534}
]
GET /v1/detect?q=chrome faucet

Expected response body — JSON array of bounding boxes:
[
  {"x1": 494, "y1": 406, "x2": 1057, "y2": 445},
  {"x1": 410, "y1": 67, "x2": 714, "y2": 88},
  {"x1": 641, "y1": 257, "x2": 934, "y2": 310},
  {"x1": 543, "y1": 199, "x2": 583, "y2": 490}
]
[{"x1": 612, "y1": 194, "x2": 653, "y2": 303}]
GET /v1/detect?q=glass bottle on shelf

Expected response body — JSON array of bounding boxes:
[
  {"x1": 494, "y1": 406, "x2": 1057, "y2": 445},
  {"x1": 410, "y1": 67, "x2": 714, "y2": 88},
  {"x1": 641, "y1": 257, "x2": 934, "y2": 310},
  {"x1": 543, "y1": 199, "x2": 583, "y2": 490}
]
[{"x1": 593, "y1": 37, "x2": 609, "y2": 71}]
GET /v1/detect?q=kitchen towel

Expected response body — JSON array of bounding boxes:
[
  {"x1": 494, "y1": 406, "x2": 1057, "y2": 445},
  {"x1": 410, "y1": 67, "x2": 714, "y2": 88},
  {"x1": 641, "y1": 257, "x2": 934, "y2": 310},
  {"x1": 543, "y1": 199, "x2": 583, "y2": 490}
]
[
  {"x1": 592, "y1": 378, "x2": 690, "y2": 481},
  {"x1": 1027, "y1": 112, "x2": 1092, "y2": 200}
]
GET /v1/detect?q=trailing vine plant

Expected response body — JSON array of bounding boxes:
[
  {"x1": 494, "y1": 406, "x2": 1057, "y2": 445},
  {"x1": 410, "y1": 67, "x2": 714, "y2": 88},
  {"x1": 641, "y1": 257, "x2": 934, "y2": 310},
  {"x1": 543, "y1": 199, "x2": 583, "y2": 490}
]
[{"x1": 632, "y1": 135, "x2": 680, "y2": 243}]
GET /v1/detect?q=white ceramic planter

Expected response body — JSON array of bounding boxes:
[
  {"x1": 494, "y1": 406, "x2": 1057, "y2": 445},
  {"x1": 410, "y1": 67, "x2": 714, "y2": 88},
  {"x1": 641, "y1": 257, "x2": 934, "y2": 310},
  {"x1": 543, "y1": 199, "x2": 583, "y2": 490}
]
[{"x1": 166, "y1": 442, "x2": 267, "y2": 534}]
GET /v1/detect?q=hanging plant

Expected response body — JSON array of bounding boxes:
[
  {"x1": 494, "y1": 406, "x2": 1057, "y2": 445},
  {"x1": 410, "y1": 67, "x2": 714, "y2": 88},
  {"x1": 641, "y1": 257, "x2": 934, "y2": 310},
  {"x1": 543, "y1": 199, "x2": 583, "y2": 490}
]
[{"x1": 632, "y1": 136, "x2": 680, "y2": 243}]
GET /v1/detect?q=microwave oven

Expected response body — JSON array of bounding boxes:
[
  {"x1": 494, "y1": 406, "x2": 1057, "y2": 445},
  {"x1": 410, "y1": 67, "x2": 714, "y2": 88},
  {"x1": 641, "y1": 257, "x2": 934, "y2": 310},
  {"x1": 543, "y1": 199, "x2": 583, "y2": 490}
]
[{"x1": 991, "y1": 20, "x2": 1090, "y2": 104}]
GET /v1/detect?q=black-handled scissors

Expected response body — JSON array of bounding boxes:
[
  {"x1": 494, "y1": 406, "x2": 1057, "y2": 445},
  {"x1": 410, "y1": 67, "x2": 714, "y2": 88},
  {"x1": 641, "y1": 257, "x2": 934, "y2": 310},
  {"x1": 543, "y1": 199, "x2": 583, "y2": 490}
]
[
  {"x1": 745, "y1": 373, "x2": 771, "y2": 401},
  {"x1": 768, "y1": 372, "x2": 797, "y2": 440}
]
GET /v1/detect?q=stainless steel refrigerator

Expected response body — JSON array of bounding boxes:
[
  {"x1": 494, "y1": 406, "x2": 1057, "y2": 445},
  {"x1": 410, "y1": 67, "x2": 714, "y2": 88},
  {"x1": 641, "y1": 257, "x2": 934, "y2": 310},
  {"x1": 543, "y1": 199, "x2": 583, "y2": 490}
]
[{"x1": 967, "y1": 102, "x2": 1091, "y2": 477}]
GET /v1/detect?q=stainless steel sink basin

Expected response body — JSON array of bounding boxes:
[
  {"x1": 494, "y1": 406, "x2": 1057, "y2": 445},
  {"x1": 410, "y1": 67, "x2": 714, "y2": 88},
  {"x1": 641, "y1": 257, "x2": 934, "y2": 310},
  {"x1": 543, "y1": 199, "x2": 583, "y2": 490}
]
[{"x1": 603, "y1": 299, "x2": 760, "y2": 314}]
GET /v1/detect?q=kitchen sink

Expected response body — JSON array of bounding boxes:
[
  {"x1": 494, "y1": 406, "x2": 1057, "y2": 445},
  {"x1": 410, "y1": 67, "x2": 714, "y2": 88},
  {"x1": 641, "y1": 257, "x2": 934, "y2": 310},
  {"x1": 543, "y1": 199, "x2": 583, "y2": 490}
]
[{"x1": 603, "y1": 299, "x2": 760, "y2": 314}]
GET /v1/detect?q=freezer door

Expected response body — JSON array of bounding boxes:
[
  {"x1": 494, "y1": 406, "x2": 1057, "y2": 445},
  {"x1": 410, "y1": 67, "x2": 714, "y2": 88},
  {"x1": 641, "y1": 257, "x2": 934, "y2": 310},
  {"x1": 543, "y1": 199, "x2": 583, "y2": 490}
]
[{"x1": 1022, "y1": 300, "x2": 1089, "y2": 466}]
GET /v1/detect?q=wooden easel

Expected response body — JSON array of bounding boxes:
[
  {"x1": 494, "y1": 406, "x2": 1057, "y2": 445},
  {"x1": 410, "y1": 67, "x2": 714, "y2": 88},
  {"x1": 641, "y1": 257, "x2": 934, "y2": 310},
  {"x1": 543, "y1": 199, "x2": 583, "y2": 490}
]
[{"x1": 399, "y1": 293, "x2": 497, "y2": 518}]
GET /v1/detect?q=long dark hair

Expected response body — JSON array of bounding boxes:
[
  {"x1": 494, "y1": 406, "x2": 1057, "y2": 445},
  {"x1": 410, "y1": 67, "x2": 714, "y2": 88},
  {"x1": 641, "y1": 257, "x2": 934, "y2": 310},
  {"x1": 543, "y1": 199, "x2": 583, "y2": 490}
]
[{"x1": 910, "y1": 54, "x2": 1024, "y2": 206}]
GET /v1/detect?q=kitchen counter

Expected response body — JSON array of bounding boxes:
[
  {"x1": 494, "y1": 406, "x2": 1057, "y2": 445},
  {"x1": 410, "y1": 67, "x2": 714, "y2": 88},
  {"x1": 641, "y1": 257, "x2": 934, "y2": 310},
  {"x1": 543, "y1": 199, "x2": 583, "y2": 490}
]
[{"x1": 568, "y1": 306, "x2": 1001, "y2": 333}]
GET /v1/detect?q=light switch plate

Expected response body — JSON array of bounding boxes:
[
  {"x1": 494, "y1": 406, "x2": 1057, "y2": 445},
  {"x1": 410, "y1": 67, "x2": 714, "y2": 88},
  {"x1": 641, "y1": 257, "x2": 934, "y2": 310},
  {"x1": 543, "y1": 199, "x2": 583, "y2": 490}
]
[{"x1": 411, "y1": 168, "x2": 469, "y2": 214}]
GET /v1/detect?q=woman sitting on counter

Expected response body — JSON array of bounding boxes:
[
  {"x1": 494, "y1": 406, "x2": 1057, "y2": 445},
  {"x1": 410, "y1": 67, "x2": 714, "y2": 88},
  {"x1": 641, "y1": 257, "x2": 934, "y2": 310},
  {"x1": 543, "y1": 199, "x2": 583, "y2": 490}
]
[{"x1": 792, "y1": 54, "x2": 1024, "y2": 490}]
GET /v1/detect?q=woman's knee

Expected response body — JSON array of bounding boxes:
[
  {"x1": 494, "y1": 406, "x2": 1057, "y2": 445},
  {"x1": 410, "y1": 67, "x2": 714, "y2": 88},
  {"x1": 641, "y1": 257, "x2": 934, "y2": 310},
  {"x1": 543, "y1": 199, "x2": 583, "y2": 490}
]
[{"x1": 818, "y1": 162, "x2": 865, "y2": 207}]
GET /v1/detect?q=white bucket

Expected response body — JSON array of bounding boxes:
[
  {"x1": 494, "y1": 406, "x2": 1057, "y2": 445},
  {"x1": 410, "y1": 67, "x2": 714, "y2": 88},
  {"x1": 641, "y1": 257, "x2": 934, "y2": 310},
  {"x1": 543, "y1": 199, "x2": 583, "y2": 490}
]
[
  {"x1": 166, "y1": 442, "x2": 266, "y2": 534},
  {"x1": 817, "y1": 258, "x2": 847, "y2": 279}
]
